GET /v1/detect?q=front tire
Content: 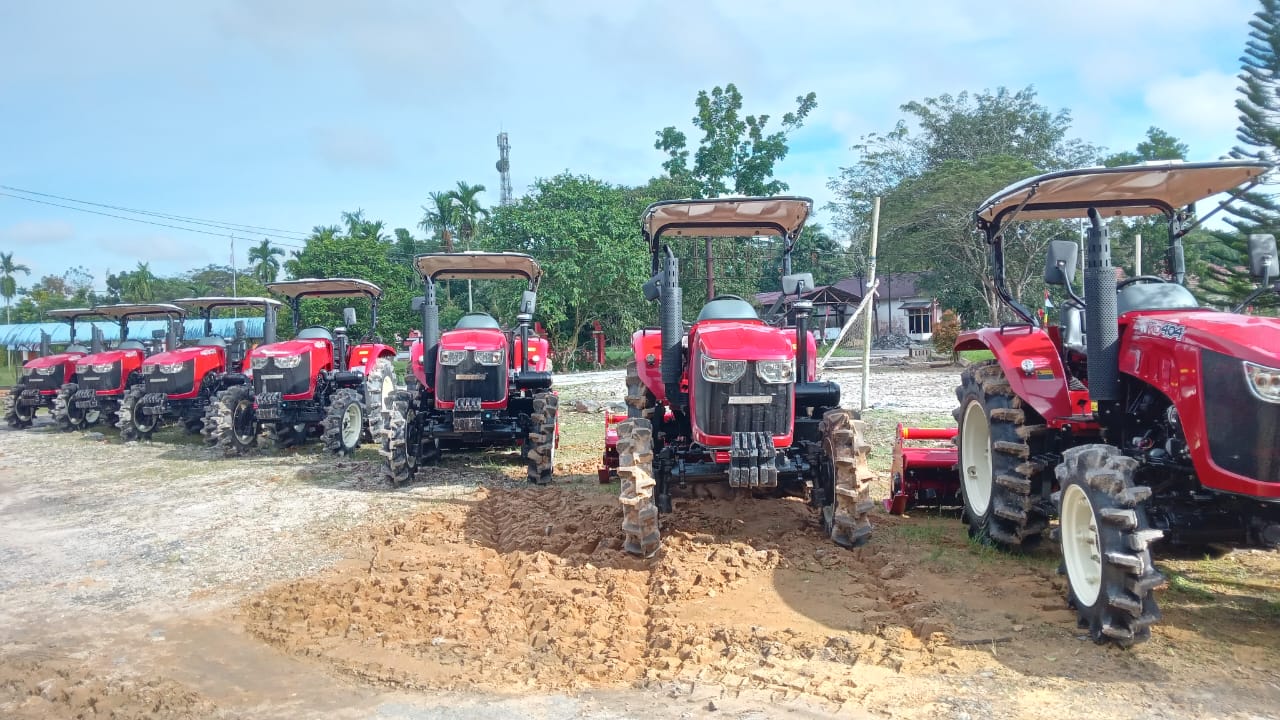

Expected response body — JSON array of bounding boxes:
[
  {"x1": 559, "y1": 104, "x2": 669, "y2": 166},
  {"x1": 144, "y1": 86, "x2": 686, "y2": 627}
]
[
  {"x1": 53, "y1": 383, "x2": 97, "y2": 431},
  {"x1": 380, "y1": 393, "x2": 415, "y2": 487},
  {"x1": 204, "y1": 385, "x2": 258, "y2": 455},
  {"x1": 819, "y1": 408, "x2": 875, "y2": 548},
  {"x1": 5, "y1": 382, "x2": 35, "y2": 429},
  {"x1": 364, "y1": 358, "x2": 397, "y2": 440},
  {"x1": 525, "y1": 392, "x2": 558, "y2": 485},
  {"x1": 117, "y1": 385, "x2": 159, "y2": 441},
  {"x1": 955, "y1": 360, "x2": 1049, "y2": 549},
  {"x1": 1056, "y1": 445, "x2": 1164, "y2": 647},
  {"x1": 322, "y1": 389, "x2": 365, "y2": 456},
  {"x1": 617, "y1": 418, "x2": 660, "y2": 558}
]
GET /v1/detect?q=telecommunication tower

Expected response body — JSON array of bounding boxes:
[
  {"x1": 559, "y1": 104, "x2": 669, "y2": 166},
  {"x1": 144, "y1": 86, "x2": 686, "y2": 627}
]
[{"x1": 496, "y1": 132, "x2": 512, "y2": 206}]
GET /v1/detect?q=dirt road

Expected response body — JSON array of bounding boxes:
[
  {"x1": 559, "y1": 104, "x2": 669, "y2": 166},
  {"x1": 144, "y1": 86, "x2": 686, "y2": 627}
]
[{"x1": 2, "y1": 365, "x2": 1279, "y2": 719}]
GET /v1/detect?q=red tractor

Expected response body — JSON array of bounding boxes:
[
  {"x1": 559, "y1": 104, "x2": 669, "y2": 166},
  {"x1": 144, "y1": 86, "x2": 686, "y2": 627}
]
[
  {"x1": 53, "y1": 303, "x2": 187, "y2": 432},
  {"x1": 952, "y1": 160, "x2": 1280, "y2": 646},
  {"x1": 204, "y1": 278, "x2": 397, "y2": 456},
  {"x1": 116, "y1": 296, "x2": 282, "y2": 441},
  {"x1": 381, "y1": 252, "x2": 557, "y2": 486},
  {"x1": 5, "y1": 308, "x2": 96, "y2": 429},
  {"x1": 611, "y1": 197, "x2": 874, "y2": 558}
]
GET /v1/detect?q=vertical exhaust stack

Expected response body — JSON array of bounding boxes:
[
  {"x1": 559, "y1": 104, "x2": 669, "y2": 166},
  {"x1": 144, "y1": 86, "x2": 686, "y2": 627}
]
[
  {"x1": 39, "y1": 331, "x2": 52, "y2": 357},
  {"x1": 262, "y1": 304, "x2": 277, "y2": 345},
  {"x1": 165, "y1": 319, "x2": 180, "y2": 352},
  {"x1": 659, "y1": 247, "x2": 683, "y2": 401},
  {"x1": 794, "y1": 300, "x2": 812, "y2": 384},
  {"x1": 91, "y1": 326, "x2": 105, "y2": 354},
  {"x1": 1084, "y1": 208, "x2": 1120, "y2": 407},
  {"x1": 423, "y1": 280, "x2": 440, "y2": 350}
]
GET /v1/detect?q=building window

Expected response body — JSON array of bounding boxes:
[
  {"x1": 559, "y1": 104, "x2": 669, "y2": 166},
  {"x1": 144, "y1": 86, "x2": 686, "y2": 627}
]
[{"x1": 907, "y1": 307, "x2": 931, "y2": 335}]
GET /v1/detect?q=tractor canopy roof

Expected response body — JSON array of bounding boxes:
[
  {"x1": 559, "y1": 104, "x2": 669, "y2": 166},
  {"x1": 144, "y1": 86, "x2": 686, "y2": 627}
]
[
  {"x1": 46, "y1": 307, "x2": 99, "y2": 321},
  {"x1": 413, "y1": 251, "x2": 543, "y2": 285},
  {"x1": 641, "y1": 196, "x2": 813, "y2": 247},
  {"x1": 265, "y1": 278, "x2": 382, "y2": 299},
  {"x1": 976, "y1": 160, "x2": 1271, "y2": 230},
  {"x1": 172, "y1": 296, "x2": 283, "y2": 314},
  {"x1": 90, "y1": 303, "x2": 187, "y2": 320}
]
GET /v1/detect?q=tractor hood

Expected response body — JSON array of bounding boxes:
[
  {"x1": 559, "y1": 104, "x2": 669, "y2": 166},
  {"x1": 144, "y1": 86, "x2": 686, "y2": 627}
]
[
  {"x1": 25, "y1": 351, "x2": 85, "y2": 369},
  {"x1": 694, "y1": 321, "x2": 794, "y2": 361},
  {"x1": 255, "y1": 338, "x2": 330, "y2": 358},
  {"x1": 1129, "y1": 311, "x2": 1280, "y2": 367},
  {"x1": 75, "y1": 348, "x2": 144, "y2": 367},
  {"x1": 439, "y1": 327, "x2": 506, "y2": 351},
  {"x1": 142, "y1": 345, "x2": 221, "y2": 366}
]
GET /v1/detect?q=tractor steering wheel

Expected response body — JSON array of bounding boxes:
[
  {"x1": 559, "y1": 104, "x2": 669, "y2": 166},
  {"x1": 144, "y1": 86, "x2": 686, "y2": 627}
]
[{"x1": 1116, "y1": 275, "x2": 1168, "y2": 290}]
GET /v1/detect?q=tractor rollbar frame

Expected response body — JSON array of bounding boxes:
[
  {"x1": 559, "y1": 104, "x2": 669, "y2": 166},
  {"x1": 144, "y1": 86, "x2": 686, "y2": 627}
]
[{"x1": 980, "y1": 185, "x2": 1040, "y2": 326}]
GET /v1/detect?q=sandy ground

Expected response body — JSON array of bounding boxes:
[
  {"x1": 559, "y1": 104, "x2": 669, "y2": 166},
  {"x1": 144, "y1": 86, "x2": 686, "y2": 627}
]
[{"x1": 2, "y1": 364, "x2": 1279, "y2": 719}]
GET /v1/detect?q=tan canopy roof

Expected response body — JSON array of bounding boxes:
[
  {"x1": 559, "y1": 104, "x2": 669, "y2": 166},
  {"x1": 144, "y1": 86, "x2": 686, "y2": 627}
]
[
  {"x1": 642, "y1": 196, "x2": 813, "y2": 241},
  {"x1": 172, "y1": 296, "x2": 283, "y2": 312},
  {"x1": 976, "y1": 160, "x2": 1271, "y2": 227},
  {"x1": 90, "y1": 303, "x2": 187, "y2": 320},
  {"x1": 46, "y1": 307, "x2": 98, "y2": 320},
  {"x1": 266, "y1": 278, "x2": 382, "y2": 299},
  {"x1": 413, "y1": 252, "x2": 543, "y2": 283}
]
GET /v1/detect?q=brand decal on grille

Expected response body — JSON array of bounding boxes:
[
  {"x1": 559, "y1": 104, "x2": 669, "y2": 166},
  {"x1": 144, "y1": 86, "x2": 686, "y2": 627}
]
[
  {"x1": 727, "y1": 395, "x2": 773, "y2": 405},
  {"x1": 454, "y1": 373, "x2": 486, "y2": 381}
]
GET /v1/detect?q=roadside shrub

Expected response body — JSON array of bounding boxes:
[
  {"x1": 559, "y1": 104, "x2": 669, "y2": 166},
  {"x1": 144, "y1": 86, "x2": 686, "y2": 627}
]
[{"x1": 932, "y1": 310, "x2": 961, "y2": 354}]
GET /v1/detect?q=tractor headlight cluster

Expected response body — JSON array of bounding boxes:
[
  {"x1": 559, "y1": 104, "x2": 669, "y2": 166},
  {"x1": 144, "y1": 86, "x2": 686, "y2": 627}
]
[
  {"x1": 92, "y1": 362, "x2": 116, "y2": 373},
  {"x1": 159, "y1": 362, "x2": 187, "y2": 374},
  {"x1": 76, "y1": 363, "x2": 92, "y2": 373},
  {"x1": 440, "y1": 349, "x2": 467, "y2": 366},
  {"x1": 139, "y1": 364, "x2": 157, "y2": 375},
  {"x1": 273, "y1": 355, "x2": 303, "y2": 369},
  {"x1": 36, "y1": 366, "x2": 57, "y2": 375},
  {"x1": 21, "y1": 367, "x2": 34, "y2": 377},
  {"x1": 1244, "y1": 361, "x2": 1280, "y2": 404},
  {"x1": 250, "y1": 356, "x2": 269, "y2": 370},
  {"x1": 701, "y1": 355, "x2": 746, "y2": 383},
  {"x1": 473, "y1": 350, "x2": 503, "y2": 366},
  {"x1": 756, "y1": 360, "x2": 795, "y2": 384}
]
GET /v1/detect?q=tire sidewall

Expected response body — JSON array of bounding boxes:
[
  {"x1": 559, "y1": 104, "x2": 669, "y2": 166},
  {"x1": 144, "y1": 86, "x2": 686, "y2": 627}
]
[{"x1": 957, "y1": 390, "x2": 994, "y2": 529}]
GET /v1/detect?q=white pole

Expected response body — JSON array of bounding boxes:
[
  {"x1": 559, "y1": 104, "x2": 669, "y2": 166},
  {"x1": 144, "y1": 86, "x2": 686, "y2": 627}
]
[
  {"x1": 230, "y1": 235, "x2": 238, "y2": 319},
  {"x1": 860, "y1": 197, "x2": 881, "y2": 412},
  {"x1": 1134, "y1": 233, "x2": 1142, "y2": 276},
  {"x1": 818, "y1": 279, "x2": 878, "y2": 370}
]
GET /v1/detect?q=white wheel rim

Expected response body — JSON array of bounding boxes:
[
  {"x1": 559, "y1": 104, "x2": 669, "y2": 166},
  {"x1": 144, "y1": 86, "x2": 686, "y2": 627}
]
[
  {"x1": 341, "y1": 403, "x2": 362, "y2": 448},
  {"x1": 961, "y1": 400, "x2": 992, "y2": 515},
  {"x1": 380, "y1": 375, "x2": 395, "y2": 414},
  {"x1": 85, "y1": 408, "x2": 101, "y2": 424},
  {"x1": 1061, "y1": 483, "x2": 1102, "y2": 607},
  {"x1": 234, "y1": 400, "x2": 256, "y2": 444},
  {"x1": 136, "y1": 405, "x2": 155, "y2": 432}
]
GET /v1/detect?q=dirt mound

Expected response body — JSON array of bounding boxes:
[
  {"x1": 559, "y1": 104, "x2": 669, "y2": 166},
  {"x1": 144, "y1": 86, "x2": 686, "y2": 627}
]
[
  {"x1": 242, "y1": 487, "x2": 951, "y2": 704},
  {"x1": 0, "y1": 659, "x2": 233, "y2": 719}
]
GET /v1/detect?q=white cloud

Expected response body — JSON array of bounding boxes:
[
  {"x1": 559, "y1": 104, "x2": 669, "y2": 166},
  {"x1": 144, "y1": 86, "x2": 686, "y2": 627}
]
[
  {"x1": 1143, "y1": 71, "x2": 1241, "y2": 150},
  {"x1": 0, "y1": 220, "x2": 76, "y2": 246}
]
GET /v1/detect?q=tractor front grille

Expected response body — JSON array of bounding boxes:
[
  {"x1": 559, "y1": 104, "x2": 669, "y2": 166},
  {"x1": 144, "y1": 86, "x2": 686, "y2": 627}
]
[
  {"x1": 22, "y1": 369, "x2": 64, "y2": 392},
  {"x1": 253, "y1": 356, "x2": 311, "y2": 397},
  {"x1": 1202, "y1": 349, "x2": 1280, "y2": 483},
  {"x1": 76, "y1": 364, "x2": 121, "y2": 392},
  {"x1": 693, "y1": 363, "x2": 792, "y2": 442},
  {"x1": 436, "y1": 356, "x2": 506, "y2": 403},
  {"x1": 145, "y1": 362, "x2": 195, "y2": 395}
]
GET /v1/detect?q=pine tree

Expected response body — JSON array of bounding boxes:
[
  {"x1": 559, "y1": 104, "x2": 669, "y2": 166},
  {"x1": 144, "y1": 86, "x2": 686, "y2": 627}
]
[{"x1": 1203, "y1": 0, "x2": 1280, "y2": 304}]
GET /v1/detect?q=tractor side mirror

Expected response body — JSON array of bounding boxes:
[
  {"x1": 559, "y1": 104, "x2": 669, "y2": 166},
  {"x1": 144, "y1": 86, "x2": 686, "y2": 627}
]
[
  {"x1": 1248, "y1": 234, "x2": 1276, "y2": 282},
  {"x1": 642, "y1": 273, "x2": 661, "y2": 302},
  {"x1": 1044, "y1": 240, "x2": 1079, "y2": 286},
  {"x1": 781, "y1": 272, "x2": 814, "y2": 296},
  {"x1": 343, "y1": 307, "x2": 358, "y2": 327},
  {"x1": 411, "y1": 296, "x2": 425, "y2": 312},
  {"x1": 519, "y1": 290, "x2": 537, "y2": 316}
]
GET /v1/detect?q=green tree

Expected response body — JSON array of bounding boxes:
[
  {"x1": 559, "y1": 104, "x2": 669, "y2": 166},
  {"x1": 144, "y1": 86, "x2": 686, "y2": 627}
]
[
  {"x1": 449, "y1": 181, "x2": 490, "y2": 250},
  {"x1": 0, "y1": 251, "x2": 31, "y2": 324},
  {"x1": 419, "y1": 191, "x2": 458, "y2": 252},
  {"x1": 655, "y1": 83, "x2": 817, "y2": 198},
  {"x1": 121, "y1": 262, "x2": 157, "y2": 302},
  {"x1": 247, "y1": 239, "x2": 285, "y2": 284}
]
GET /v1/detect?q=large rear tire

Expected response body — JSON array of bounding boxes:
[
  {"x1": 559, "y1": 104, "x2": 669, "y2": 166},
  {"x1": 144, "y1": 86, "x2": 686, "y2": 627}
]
[
  {"x1": 618, "y1": 418, "x2": 660, "y2": 558},
  {"x1": 364, "y1": 358, "x2": 397, "y2": 440},
  {"x1": 955, "y1": 360, "x2": 1049, "y2": 550},
  {"x1": 5, "y1": 382, "x2": 35, "y2": 429},
  {"x1": 526, "y1": 392, "x2": 558, "y2": 485},
  {"x1": 624, "y1": 360, "x2": 654, "y2": 420},
  {"x1": 1056, "y1": 444, "x2": 1164, "y2": 647},
  {"x1": 117, "y1": 385, "x2": 158, "y2": 441},
  {"x1": 322, "y1": 389, "x2": 365, "y2": 456},
  {"x1": 380, "y1": 393, "x2": 415, "y2": 487},
  {"x1": 819, "y1": 408, "x2": 875, "y2": 548},
  {"x1": 204, "y1": 385, "x2": 258, "y2": 455}
]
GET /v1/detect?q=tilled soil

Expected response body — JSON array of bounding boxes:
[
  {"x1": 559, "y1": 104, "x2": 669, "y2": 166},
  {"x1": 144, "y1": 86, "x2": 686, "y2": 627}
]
[{"x1": 0, "y1": 659, "x2": 235, "y2": 720}]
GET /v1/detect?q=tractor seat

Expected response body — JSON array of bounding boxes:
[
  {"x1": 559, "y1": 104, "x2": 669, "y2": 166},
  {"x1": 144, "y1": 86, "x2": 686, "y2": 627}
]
[
  {"x1": 696, "y1": 295, "x2": 759, "y2": 322},
  {"x1": 196, "y1": 335, "x2": 227, "y2": 347},
  {"x1": 117, "y1": 340, "x2": 145, "y2": 350},
  {"x1": 297, "y1": 326, "x2": 334, "y2": 341},
  {"x1": 66, "y1": 343, "x2": 88, "y2": 353},
  {"x1": 456, "y1": 312, "x2": 501, "y2": 330},
  {"x1": 1118, "y1": 283, "x2": 1199, "y2": 314}
]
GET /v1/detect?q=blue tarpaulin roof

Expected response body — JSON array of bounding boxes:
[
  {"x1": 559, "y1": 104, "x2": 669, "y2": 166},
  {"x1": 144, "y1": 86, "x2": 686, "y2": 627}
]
[{"x1": 0, "y1": 318, "x2": 266, "y2": 349}]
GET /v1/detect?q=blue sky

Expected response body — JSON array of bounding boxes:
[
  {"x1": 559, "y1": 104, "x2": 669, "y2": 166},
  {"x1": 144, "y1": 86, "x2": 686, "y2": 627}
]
[{"x1": 0, "y1": 0, "x2": 1259, "y2": 290}]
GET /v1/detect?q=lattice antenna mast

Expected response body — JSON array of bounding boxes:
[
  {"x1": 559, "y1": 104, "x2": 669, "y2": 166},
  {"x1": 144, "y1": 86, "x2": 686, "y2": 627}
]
[{"x1": 496, "y1": 132, "x2": 512, "y2": 206}]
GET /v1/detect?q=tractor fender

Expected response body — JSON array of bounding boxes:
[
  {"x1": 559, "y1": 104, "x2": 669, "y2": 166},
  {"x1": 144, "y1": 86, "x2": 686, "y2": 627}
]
[
  {"x1": 955, "y1": 327, "x2": 1079, "y2": 422},
  {"x1": 630, "y1": 328, "x2": 666, "y2": 404},
  {"x1": 347, "y1": 343, "x2": 397, "y2": 374}
]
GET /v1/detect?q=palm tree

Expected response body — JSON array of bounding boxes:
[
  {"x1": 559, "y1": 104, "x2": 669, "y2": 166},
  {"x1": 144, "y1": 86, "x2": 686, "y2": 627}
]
[
  {"x1": 247, "y1": 239, "x2": 285, "y2": 283},
  {"x1": 419, "y1": 191, "x2": 458, "y2": 252},
  {"x1": 0, "y1": 251, "x2": 31, "y2": 325},
  {"x1": 449, "y1": 181, "x2": 490, "y2": 250},
  {"x1": 122, "y1": 262, "x2": 156, "y2": 302}
]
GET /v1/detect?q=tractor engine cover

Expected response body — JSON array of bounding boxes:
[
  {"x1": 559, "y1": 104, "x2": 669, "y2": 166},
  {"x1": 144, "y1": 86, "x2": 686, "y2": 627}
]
[{"x1": 688, "y1": 321, "x2": 795, "y2": 448}]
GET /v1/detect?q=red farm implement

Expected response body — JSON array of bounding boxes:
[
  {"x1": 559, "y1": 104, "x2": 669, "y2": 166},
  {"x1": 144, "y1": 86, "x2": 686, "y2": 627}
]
[{"x1": 886, "y1": 424, "x2": 959, "y2": 515}]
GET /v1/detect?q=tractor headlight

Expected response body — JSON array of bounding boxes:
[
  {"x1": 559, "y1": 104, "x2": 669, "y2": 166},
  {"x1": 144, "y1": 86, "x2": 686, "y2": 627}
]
[
  {"x1": 701, "y1": 355, "x2": 746, "y2": 383},
  {"x1": 1244, "y1": 361, "x2": 1280, "y2": 404},
  {"x1": 76, "y1": 363, "x2": 92, "y2": 373},
  {"x1": 139, "y1": 364, "x2": 157, "y2": 375},
  {"x1": 159, "y1": 362, "x2": 187, "y2": 374},
  {"x1": 440, "y1": 349, "x2": 467, "y2": 366},
  {"x1": 756, "y1": 360, "x2": 795, "y2": 384},
  {"x1": 473, "y1": 349, "x2": 503, "y2": 366},
  {"x1": 273, "y1": 355, "x2": 302, "y2": 369},
  {"x1": 36, "y1": 366, "x2": 57, "y2": 376},
  {"x1": 92, "y1": 362, "x2": 116, "y2": 373},
  {"x1": 22, "y1": 367, "x2": 34, "y2": 377},
  {"x1": 250, "y1": 356, "x2": 269, "y2": 370}
]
